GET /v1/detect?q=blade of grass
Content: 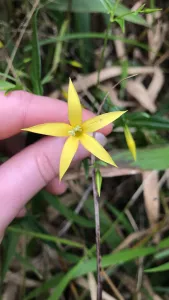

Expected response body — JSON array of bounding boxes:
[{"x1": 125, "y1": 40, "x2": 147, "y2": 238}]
[
  {"x1": 24, "y1": 273, "x2": 64, "y2": 300},
  {"x1": 145, "y1": 262, "x2": 169, "y2": 273},
  {"x1": 1, "y1": 231, "x2": 20, "y2": 280},
  {"x1": 42, "y1": 190, "x2": 95, "y2": 228},
  {"x1": 48, "y1": 246, "x2": 156, "y2": 300},
  {"x1": 47, "y1": 0, "x2": 147, "y2": 26},
  {"x1": 45, "y1": 19, "x2": 69, "y2": 79},
  {"x1": 24, "y1": 33, "x2": 149, "y2": 52},
  {"x1": 7, "y1": 226, "x2": 84, "y2": 249}
]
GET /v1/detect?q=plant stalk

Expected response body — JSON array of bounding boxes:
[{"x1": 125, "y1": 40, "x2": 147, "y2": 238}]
[{"x1": 91, "y1": 156, "x2": 102, "y2": 300}]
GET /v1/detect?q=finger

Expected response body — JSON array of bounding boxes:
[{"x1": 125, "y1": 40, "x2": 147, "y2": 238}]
[
  {"x1": 45, "y1": 177, "x2": 68, "y2": 195},
  {"x1": 0, "y1": 132, "x2": 106, "y2": 234},
  {"x1": 0, "y1": 91, "x2": 112, "y2": 139}
]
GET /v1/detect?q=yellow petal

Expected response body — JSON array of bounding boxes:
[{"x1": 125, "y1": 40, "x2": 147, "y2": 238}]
[
  {"x1": 68, "y1": 78, "x2": 82, "y2": 126},
  {"x1": 124, "y1": 125, "x2": 137, "y2": 160},
  {"x1": 22, "y1": 123, "x2": 71, "y2": 137},
  {"x1": 82, "y1": 111, "x2": 127, "y2": 133},
  {"x1": 80, "y1": 134, "x2": 117, "y2": 167},
  {"x1": 60, "y1": 136, "x2": 79, "y2": 180}
]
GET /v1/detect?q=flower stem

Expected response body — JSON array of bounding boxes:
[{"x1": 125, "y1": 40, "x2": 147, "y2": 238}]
[{"x1": 91, "y1": 155, "x2": 102, "y2": 300}]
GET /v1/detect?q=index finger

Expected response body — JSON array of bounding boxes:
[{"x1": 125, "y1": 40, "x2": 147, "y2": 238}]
[{"x1": 0, "y1": 91, "x2": 112, "y2": 139}]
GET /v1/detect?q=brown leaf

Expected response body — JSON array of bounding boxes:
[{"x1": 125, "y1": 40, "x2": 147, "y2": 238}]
[
  {"x1": 143, "y1": 171, "x2": 160, "y2": 226},
  {"x1": 126, "y1": 80, "x2": 156, "y2": 113},
  {"x1": 49, "y1": 66, "x2": 157, "y2": 99},
  {"x1": 147, "y1": 67, "x2": 164, "y2": 103}
]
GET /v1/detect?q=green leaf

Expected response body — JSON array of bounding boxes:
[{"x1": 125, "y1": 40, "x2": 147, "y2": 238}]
[
  {"x1": 8, "y1": 226, "x2": 83, "y2": 249},
  {"x1": 5, "y1": 84, "x2": 24, "y2": 95},
  {"x1": 47, "y1": 0, "x2": 147, "y2": 26},
  {"x1": 145, "y1": 262, "x2": 169, "y2": 273},
  {"x1": 140, "y1": 8, "x2": 162, "y2": 14},
  {"x1": 84, "y1": 198, "x2": 122, "y2": 248},
  {"x1": 25, "y1": 33, "x2": 149, "y2": 52},
  {"x1": 0, "y1": 80, "x2": 15, "y2": 91},
  {"x1": 24, "y1": 273, "x2": 63, "y2": 300},
  {"x1": 158, "y1": 236, "x2": 169, "y2": 249},
  {"x1": 114, "y1": 18, "x2": 125, "y2": 33},
  {"x1": 1, "y1": 232, "x2": 20, "y2": 280},
  {"x1": 73, "y1": 12, "x2": 92, "y2": 73},
  {"x1": 48, "y1": 246, "x2": 155, "y2": 300},
  {"x1": 106, "y1": 203, "x2": 133, "y2": 233},
  {"x1": 100, "y1": 0, "x2": 114, "y2": 13},
  {"x1": 154, "y1": 249, "x2": 169, "y2": 260},
  {"x1": 48, "y1": 19, "x2": 69, "y2": 76},
  {"x1": 31, "y1": 10, "x2": 43, "y2": 95},
  {"x1": 100, "y1": 0, "x2": 120, "y2": 18},
  {"x1": 42, "y1": 190, "x2": 95, "y2": 228},
  {"x1": 0, "y1": 80, "x2": 25, "y2": 94},
  {"x1": 82, "y1": 158, "x2": 90, "y2": 179},
  {"x1": 127, "y1": 113, "x2": 169, "y2": 130},
  {"x1": 113, "y1": 145, "x2": 169, "y2": 170}
]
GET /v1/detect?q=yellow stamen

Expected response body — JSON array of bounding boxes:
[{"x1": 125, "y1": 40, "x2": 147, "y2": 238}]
[{"x1": 68, "y1": 125, "x2": 82, "y2": 136}]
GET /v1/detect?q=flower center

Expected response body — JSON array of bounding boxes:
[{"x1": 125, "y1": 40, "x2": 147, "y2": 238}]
[{"x1": 68, "y1": 125, "x2": 82, "y2": 137}]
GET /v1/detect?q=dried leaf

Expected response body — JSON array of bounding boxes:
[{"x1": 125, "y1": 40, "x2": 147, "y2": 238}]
[
  {"x1": 126, "y1": 79, "x2": 156, "y2": 113},
  {"x1": 143, "y1": 171, "x2": 160, "y2": 227},
  {"x1": 147, "y1": 67, "x2": 164, "y2": 103},
  {"x1": 49, "y1": 66, "x2": 157, "y2": 98}
]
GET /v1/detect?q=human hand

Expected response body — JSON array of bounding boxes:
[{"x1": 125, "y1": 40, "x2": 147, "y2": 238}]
[{"x1": 0, "y1": 91, "x2": 111, "y2": 241}]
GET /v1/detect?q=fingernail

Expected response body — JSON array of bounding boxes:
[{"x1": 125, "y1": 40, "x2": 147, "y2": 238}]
[{"x1": 95, "y1": 132, "x2": 107, "y2": 146}]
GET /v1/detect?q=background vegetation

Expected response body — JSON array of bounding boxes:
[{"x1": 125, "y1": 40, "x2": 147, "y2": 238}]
[{"x1": 1, "y1": 0, "x2": 169, "y2": 299}]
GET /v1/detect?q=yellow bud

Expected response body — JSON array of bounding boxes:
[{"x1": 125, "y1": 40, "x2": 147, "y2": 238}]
[
  {"x1": 124, "y1": 125, "x2": 136, "y2": 161},
  {"x1": 69, "y1": 60, "x2": 82, "y2": 68}
]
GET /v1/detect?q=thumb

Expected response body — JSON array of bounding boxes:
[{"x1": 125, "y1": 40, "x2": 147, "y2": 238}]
[{"x1": 0, "y1": 132, "x2": 107, "y2": 239}]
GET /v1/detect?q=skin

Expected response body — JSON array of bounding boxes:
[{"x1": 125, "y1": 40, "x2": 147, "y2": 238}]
[{"x1": 0, "y1": 90, "x2": 112, "y2": 240}]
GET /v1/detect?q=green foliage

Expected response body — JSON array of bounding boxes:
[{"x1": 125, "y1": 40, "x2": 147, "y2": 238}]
[
  {"x1": 47, "y1": 0, "x2": 147, "y2": 25},
  {"x1": 1, "y1": 232, "x2": 20, "y2": 280},
  {"x1": 48, "y1": 246, "x2": 156, "y2": 299},
  {"x1": 114, "y1": 145, "x2": 169, "y2": 170},
  {"x1": 42, "y1": 190, "x2": 95, "y2": 228},
  {"x1": 145, "y1": 262, "x2": 169, "y2": 273}
]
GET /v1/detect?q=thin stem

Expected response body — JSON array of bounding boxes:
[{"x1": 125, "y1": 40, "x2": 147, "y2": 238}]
[
  {"x1": 97, "y1": 20, "x2": 111, "y2": 85},
  {"x1": 91, "y1": 155, "x2": 102, "y2": 300}
]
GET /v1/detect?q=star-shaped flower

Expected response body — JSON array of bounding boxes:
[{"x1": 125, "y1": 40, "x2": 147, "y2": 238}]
[{"x1": 22, "y1": 79, "x2": 126, "y2": 179}]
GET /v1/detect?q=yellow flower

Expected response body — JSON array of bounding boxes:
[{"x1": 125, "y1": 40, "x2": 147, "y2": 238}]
[{"x1": 22, "y1": 79, "x2": 126, "y2": 179}]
